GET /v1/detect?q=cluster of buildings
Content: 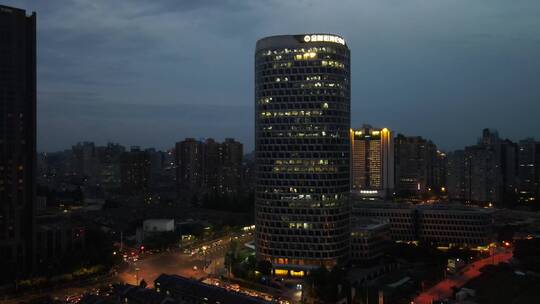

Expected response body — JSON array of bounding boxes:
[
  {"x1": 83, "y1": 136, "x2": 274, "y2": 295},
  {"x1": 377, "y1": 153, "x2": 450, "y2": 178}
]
[
  {"x1": 0, "y1": 4, "x2": 249, "y2": 284},
  {"x1": 252, "y1": 33, "x2": 525, "y2": 278},
  {"x1": 350, "y1": 125, "x2": 540, "y2": 207},
  {"x1": 175, "y1": 138, "x2": 244, "y2": 196},
  {"x1": 350, "y1": 125, "x2": 445, "y2": 201},
  {"x1": 39, "y1": 137, "x2": 247, "y2": 206},
  {"x1": 447, "y1": 129, "x2": 540, "y2": 206},
  {"x1": 39, "y1": 142, "x2": 176, "y2": 200},
  {"x1": 1, "y1": 2, "x2": 539, "y2": 298}
]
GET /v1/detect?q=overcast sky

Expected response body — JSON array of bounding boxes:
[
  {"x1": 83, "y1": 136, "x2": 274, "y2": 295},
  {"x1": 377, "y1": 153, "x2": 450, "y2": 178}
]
[{"x1": 5, "y1": 0, "x2": 540, "y2": 152}]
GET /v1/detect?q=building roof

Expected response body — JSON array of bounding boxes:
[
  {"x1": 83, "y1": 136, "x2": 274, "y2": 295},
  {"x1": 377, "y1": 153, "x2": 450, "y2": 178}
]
[
  {"x1": 256, "y1": 33, "x2": 348, "y2": 51},
  {"x1": 155, "y1": 274, "x2": 271, "y2": 304},
  {"x1": 353, "y1": 200, "x2": 494, "y2": 214},
  {"x1": 115, "y1": 284, "x2": 179, "y2": 304},
  {"x1": 351, "y1": 218, "x2": 389, "y2": 231},
  {"x1": 143, "y1": 219, "x2": 174, "y2": 224}
]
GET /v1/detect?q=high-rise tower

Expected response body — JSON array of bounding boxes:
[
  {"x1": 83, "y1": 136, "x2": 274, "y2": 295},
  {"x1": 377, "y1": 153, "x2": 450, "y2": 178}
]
[
  {"x1": 254, "y1": 34, "x2": 351, "y2": 273},
  {"x1": 350, "y1": 125, "x2": 394, "y2": 199},
  {"x1": 0, "y1": 5, "x2": 36, "y2": 282}
]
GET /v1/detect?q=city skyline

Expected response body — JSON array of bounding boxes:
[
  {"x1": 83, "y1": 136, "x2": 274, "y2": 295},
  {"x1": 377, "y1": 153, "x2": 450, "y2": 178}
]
[
  {"x1": 2, "y1": 2, "x2": 540, "y2": 303},
  {"x1": 2, "y1": 0, "x2": 539, "y2": 152}
]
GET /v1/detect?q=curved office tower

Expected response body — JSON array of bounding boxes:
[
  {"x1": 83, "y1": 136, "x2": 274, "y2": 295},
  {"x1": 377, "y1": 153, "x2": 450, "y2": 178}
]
[{"x1": 254, "y1": 34, "x2": 351, "y2": 273}]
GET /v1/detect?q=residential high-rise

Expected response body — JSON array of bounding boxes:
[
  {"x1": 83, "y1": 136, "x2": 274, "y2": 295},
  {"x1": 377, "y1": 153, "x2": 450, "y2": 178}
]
[
  {"x1": 0, "y1": 5, "x2": 36, "y2": 282},
  {"x1": 95, "y1": 142, "x2": 125, "y2": 189},
  {"x1": 517, "y1": 138, "x2": 539, "y2": 204},
  {"x1": 255, "y1": 34, "x2": 351, "y2": 272},
  {"x1": 350, "y1": 125, "x2": 394, "y2": 199},
  {"x1": 176, "y1": 138, "x2": 244, "y2": 197},
  {"x1": 434, "y1": 150, "x2": 448, "y2": 194},
  {"x1": 176, "y1": 138, "x2": 205, "y2": 194},
  {"x1": 446, "y1": 150, "x2": 467, "y2": 200},
  {"x1": 219, "y1": 138, "x2": 243, "y2": 194},
  {"x1": 203, "y1": 138, "x2": 221, "y2": 193},
  {"x1": 446, "y1": 129, "x2": 518, "y2": 206},
  {"x1": 464, "y1": 144, "x2": 501, "y2": 203},
  {"x1": 72, "y1": 141, "x2": 98, "y2": 183},
  {"x1": 394, "y1": 134, "x2": 437, "y2": 197},
  {"x1": 119, "y1": 147, "x2": 151, "y2": 194}
]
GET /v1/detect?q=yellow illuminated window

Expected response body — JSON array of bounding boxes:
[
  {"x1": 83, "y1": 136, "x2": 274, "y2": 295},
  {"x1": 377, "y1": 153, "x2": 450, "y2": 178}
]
[
  {"x1": 275, "y1": 269, "x2": 288, "y2": 276},
  {"x1": 290, "y1": 270, "x2": 305, "y2": 277}
]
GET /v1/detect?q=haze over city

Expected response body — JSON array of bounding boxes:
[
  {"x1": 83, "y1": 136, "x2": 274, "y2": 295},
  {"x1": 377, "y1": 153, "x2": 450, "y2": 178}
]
[
  {"x1": 3, "y1": 0, "x2": 540, "y2": 152},
  {"x1": 2, "y1": 1, "x2": 540, "y2": 304}
]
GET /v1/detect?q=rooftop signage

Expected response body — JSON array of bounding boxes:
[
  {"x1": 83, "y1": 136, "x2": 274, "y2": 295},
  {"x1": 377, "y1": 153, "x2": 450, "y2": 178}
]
[{"x1": 302, "y1": 34, "x2": 345, "y2": 45}]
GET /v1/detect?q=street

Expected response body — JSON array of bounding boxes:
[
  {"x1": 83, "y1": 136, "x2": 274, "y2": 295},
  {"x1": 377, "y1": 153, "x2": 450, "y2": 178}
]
[
  {"x1": 413, "y1": 248, "x2": 513, "y2": 304},
  {"x1": 117, "y1": 232, "x2": 253, "y2": 287},
  {"x1": 2, "y1": 232, "x2": 253, "y2": 304}
]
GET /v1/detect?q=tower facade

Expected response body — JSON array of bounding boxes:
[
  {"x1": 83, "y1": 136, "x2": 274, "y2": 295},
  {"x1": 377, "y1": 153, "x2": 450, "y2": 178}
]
[
  {"x1": 351, "y1": 126, "x2": 394, "y2": 199},
  {"x1": 0, "y1": 5, "x2": 36, "y2": 282},
  {"x1": 254, "y1": 34, "x2": 351, "y2": 272}
]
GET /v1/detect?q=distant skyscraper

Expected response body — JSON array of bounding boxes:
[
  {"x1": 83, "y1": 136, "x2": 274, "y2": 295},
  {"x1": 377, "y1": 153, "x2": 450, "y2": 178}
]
[
  {"x1": 72, "y1": 141, "x2": 98, "y2": 183},
  {"x1": 446, "y1": 129, "x2": 518, "y2": 206},
  {"x1": 176, "y1": 138, "x2": 244, "y2": 197},
  {"x1": 464, "y1": 144, "x2": 501, "y2": 203},
  {"x1": 350, "y1": 125, "x2": 394, "y2": 199},
  {"x1": 434, "y1": 150, "x2": 448, "y2": 193},
  {"x1": 219, "y1": 138, "x2": 243, "y2": 194},
  {"x1": 517, "y1": 138, "x2": 539, "y2": 204},
  {"x1": 176, "y1": 138, "x2": 205, "y2": 194},
  {"x1": 203, "y1": 138, "x2": 221, "y2": 193},
  {"x1": 394, "y1": 134, "x2": 437, "y2": 196},
  {"x1": 255, "y1": 34, "x2": 351, "y2": 272},
  {"x1": 96, "y1": 143, "x2": 125, "y2": 189},
  {"x1": 446, "y1": 150, "x2": 467, "y2": 200},
  {"x1": 0, "y1": 5, "x2": 36, "y2": 281},
  {"x1": 119, "y1": 147, "x2": 151, "y2": 194}
]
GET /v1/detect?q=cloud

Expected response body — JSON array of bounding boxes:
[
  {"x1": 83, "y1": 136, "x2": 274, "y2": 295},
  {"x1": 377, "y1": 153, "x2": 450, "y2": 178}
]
[{"x1": 2, "y1": 0, "x2": 539, "y2": 151}]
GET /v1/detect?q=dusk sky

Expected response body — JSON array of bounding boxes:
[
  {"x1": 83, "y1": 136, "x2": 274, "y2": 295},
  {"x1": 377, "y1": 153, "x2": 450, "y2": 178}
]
[{"x1": 5, "y1": 0, "x2": 540, "y2": 152}]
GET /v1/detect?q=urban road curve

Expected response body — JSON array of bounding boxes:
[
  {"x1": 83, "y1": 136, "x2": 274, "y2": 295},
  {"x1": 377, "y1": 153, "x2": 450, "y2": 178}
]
[{"x1": 413, "y1": 248, "x2": 513, "y2": 304}]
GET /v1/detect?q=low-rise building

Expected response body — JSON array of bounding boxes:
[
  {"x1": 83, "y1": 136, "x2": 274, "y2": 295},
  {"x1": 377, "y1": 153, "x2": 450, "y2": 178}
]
[
  {"x1": 351, "y1": 219, "x2": 391, "y2": 263},
  {"x1": 143, "y1": 219, "x2": 175, "y2": 233},
  {"x1": 352, "y1": 201, "x2": 494, "y2": 247},
  {"x1": 155, "y1": 274, "x2": 270, "y2": 304},
  {"x1": 35, "y1": 215, "x2": 85, "y2": 271}
]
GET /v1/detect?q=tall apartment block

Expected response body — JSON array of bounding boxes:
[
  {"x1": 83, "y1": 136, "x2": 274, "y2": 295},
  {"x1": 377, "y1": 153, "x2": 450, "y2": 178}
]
[
  {"x1": 175, "y1": 138, "x2": 243, "y2": 196},
  {"x1": 255, "y1": 34, "x2": 351, "y2": 273},
  {"x1": 517, "y1": 138, "x2": 540, "y2": 204},
  {"x1": 350, "y1": 125, "x2": 394, "y2": 200},
  {"x1": 176, "y1": 138, "x2": 205, "y2": 194},
  {"x1": 0, "y1": 5, "x2": 36, "y2": 282},
  {"x1": 446, "y1": 129, "x2": 518, "y2": 206},
  {"x1": 119, "y1": 147, "x2": 152, "y2": 194},
  {"x1": 394, "y1": 134, "x2": 437, "y2": 197}
]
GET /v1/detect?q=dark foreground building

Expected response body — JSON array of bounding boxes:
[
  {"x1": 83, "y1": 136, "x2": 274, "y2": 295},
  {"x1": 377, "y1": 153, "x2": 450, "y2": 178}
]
[
  {"x1": 254, "y1": 34, "x2": 351, "y2": 273},
  {"x1": 0, "y1": 5, "x2": 36, "y2": 282},
  {"x1": 155, "y1": 274, "x2": 270, "y2": 304}
]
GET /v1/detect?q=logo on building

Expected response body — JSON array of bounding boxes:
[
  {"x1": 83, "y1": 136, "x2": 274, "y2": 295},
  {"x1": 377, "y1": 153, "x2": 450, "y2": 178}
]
[{"x1": 303, "y1": 34, "x2": 345, "y2": 45}]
